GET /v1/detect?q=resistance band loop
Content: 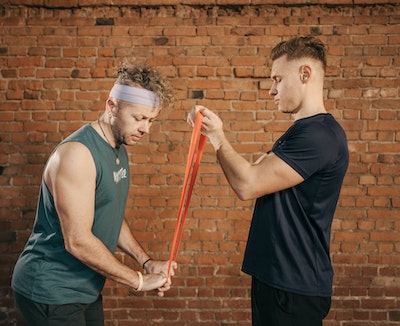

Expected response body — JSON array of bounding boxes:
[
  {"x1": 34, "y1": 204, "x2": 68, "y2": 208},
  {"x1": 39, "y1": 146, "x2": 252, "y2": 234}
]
[{"x1": 167, "y1": 111, "x2": 206, "y2": 278}]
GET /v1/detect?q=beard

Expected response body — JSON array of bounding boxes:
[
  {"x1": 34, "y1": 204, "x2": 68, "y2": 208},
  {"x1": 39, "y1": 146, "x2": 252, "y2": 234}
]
[{"x1": 110, "y1": 119, "x2": 125, "y2": 147}]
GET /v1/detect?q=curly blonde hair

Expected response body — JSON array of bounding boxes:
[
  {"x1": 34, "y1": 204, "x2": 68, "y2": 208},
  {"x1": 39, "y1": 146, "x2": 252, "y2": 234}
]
[{"x1": 115, "y1": 60, "x2": 176, "y2": 110}]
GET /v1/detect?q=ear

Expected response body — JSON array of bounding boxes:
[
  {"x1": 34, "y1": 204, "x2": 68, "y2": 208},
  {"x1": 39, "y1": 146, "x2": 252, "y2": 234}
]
[
  {"x1": 106, "y1": 98, "x2": 118, "y2": 116},
  {"x1": 299, "y1": 65, "x2": 311, "y2": 83}
]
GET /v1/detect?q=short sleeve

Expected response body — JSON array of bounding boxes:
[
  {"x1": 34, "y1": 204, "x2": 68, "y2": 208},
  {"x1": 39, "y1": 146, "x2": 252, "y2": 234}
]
[{"x1": 272, "y1": 121, "x2": 339, "y2": 179}]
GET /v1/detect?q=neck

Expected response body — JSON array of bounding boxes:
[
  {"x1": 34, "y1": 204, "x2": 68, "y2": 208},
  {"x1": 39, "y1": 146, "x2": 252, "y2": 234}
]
[
  {"x1": 292, "y1": 105, "x2": 327, "y2": 121},
  {"x1": 98, "y1": 116, "x2": 118, "y2": 148},
  {"x1": 292, "y1": 86, "x2": 326, "y2": 120}
]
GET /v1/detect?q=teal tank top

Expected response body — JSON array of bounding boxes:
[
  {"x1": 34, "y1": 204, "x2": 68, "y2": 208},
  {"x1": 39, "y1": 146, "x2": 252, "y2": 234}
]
[{"x1": 12, "y1": 124, "x2": 130, "y2": 304}]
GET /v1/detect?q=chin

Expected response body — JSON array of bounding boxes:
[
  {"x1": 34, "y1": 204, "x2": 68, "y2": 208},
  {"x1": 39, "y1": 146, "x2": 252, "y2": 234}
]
[
  {"x1": 124, "y1": 140, "x2": 137, "y2": 146},
  {"x1": 279, "y1": 107, "x2": 290, "y2": 114},
  {"x1": 279, "y1": 106, "x2": 297, "y2": 114}
]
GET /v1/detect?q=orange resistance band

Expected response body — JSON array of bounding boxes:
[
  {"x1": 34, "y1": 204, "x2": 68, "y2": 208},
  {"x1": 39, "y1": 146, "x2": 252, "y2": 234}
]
[{"x1": 167, "y1": 111, "x2": 206, "y2": 278}]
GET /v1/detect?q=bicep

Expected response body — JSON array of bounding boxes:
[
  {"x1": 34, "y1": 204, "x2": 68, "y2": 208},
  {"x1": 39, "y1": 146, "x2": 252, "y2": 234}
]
[
  {"x1": 248, "y1": 152, "x2": 304, "y2": 198},
  {"x1": 45, "y1": 143, "x2": 96, "y2": 243}
]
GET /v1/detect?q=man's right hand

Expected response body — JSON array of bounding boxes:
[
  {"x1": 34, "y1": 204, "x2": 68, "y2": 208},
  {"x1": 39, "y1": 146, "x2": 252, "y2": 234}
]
[{"x1": 187, "y1": 105, "x2": 225, "y2": 151}]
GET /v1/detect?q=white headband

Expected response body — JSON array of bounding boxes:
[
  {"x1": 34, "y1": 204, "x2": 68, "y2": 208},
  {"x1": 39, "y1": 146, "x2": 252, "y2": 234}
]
[{"x1": 109, "y1": 84, "x2": 160, "y2": 108}]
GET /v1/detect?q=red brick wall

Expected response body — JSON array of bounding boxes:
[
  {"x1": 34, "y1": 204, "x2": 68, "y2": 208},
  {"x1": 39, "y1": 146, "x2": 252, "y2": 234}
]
[{"x1": 1, "y1": 1, "x2": 400, "y2": 325}]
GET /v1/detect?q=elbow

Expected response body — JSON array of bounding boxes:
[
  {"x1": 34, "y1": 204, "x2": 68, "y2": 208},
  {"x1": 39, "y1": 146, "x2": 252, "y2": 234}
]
[
  {"x1": 233, "y1": 179, "x2": 267, "y2": 201},
  {"x1": 236, "y1": 192, "x2": 253, "y2": 201},
  {"x1": 233, "y1": 185, "x2": 256, "y2": 201},
  {"x1": 236, "y1": 193, "x2": 250, "y2": 201},
  {"x1": 64, "y1": 240, "x2": 77, "y2": 256},
  {"x1": 64, "y1": 237, "x2": 84, "y2": 258}
]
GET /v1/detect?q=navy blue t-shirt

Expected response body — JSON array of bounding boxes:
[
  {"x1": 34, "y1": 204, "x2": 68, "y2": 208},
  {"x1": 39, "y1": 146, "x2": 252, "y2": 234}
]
[{"x1": 242, "y1": 113, "x2": 349, "y2": 297}]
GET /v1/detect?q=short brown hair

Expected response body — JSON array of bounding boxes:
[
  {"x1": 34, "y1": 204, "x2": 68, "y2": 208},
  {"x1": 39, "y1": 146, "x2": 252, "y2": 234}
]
[{"x1": 271, "y1": 36, "x2": 327, "y2": 72}]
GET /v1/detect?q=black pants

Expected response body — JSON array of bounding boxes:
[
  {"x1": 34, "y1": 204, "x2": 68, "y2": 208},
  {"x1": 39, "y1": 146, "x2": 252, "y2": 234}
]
[
  {"x1": 14, "y1": 291, "x2": 104, "y2": 326},
  {"x1": 251, "y1": 277, "x2": 331, "y2": 326}
]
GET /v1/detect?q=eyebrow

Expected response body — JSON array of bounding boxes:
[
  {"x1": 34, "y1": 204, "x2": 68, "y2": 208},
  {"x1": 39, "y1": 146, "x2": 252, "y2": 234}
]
[{"x1": 135, "y1": 112, "x2": 159, "y2": 121}]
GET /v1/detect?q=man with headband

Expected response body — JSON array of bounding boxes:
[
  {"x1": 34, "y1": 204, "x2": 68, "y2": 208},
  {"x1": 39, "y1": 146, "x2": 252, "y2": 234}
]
[{"x1": 12, "y1": 62, "x2": 177, "y2": 325}]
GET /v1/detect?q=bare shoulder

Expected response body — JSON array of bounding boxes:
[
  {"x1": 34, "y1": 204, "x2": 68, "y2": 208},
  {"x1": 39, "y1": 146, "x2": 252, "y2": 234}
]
[{"x1": 44, "y1": 141, "x2": 96, "y2": 192}]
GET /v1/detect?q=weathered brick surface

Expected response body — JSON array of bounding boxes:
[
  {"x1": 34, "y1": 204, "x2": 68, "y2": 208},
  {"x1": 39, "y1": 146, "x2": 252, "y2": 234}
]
[{"x1": 1, "y1": 1, "x2": 400, "y2": 325}]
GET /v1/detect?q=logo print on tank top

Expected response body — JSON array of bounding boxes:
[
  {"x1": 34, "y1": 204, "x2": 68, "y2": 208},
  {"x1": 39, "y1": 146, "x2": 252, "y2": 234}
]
[{"x1": 113, "y1": 167, "x2": 127, "y2": 184}]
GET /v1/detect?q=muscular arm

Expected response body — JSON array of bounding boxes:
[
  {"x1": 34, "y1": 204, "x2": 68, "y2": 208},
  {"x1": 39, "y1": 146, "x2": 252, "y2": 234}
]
[
  {"x1": 117, "y1": 218, "x2": 177, "y2": 296},
  {"x1": 189, "y1": 106, "x2": 304, "y2": 201},
  {"x1": 44, "y1": 142, "x2": 166, "y2": 292}
]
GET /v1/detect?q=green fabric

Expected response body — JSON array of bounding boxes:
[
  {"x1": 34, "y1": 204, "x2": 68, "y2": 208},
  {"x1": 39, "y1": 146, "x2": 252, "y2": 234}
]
[{"x1": 12, "y1": 124, "x2": 129, "y2": 304}]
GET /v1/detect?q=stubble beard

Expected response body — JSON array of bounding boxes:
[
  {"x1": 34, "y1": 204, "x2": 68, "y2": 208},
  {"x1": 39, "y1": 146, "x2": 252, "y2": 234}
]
[{"x1": 110, "y1": 120, "x2": 124, "y2": 147}]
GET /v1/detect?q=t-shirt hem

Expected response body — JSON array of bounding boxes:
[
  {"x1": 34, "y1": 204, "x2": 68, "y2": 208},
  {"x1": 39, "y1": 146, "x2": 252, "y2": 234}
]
[
  {"x1": 241, "y1": 267, "x2": 332, "y2": 298},
  {"x1": 12, "y1": 285, "x2": 98, "y2": 305}
]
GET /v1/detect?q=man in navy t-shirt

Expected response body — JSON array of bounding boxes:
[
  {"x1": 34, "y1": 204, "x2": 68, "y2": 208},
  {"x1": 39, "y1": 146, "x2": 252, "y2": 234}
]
[{"x1": 187, "y1": 36, "x2": 349, "y2": 326}]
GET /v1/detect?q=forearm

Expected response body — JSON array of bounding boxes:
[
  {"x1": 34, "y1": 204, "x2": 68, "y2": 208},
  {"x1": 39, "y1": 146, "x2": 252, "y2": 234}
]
[
  {"x1": 66, "y1": 231, "x2": 169, "y2": 294},
  {"x1": 117, "y1": 219, "x2": 150, "y2": 267},
  {"x1": 216, "y1": 136, "x2": 254, "y2": 201},
  {"x1": 66, "y1": 233, "x2": 140, "y2": 289},
  {"x1": 188, "y1": 106, "x2": 304, "y2": 201},
  {"x1": 116, "y1": 219, "x2": 177, "y2": 296},
  {"x1": 188, "y1": 105, "x2": 258, "y2": 200}
]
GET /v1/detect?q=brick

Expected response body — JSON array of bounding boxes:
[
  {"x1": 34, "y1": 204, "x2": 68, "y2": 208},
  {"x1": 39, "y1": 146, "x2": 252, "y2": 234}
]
[{"x1": 1, "y1": 3, "x2": 400, "y2": 326}]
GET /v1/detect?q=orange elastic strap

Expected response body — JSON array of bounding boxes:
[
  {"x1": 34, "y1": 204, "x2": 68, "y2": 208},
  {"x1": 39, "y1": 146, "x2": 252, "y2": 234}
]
[{"x1": 167, "y1": 111, "x2": 206, "y2": 278}]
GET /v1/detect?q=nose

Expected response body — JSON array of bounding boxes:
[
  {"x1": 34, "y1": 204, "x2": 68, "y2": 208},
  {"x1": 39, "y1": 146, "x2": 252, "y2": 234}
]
[
  {"x1": 269, "y1": 83, "x2": 277, "y2": 96},
  {"x1": 138, "y1": 120, "x2": 151, "y2": 134}
]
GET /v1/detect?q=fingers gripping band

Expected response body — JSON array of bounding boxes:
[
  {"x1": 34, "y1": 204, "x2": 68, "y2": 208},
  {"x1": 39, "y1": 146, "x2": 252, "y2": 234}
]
[{"x1": 109, "y1": 84, "x2": 160, "y2": 108}]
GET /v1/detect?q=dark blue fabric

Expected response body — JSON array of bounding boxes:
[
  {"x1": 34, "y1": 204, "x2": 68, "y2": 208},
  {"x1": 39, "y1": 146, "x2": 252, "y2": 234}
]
[
  {"x1": 242, "y1": 113, "x2": 349, "y2": 297},
  {"x1": 251, "y1": 277, "x2": 331, "y2": 326}
]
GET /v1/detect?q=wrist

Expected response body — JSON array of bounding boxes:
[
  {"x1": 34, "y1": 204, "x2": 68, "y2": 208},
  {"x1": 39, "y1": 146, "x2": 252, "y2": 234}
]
[
  {"x1": 134, "y1": 271, "x2": 143, "y2": 291},
  {"x1": 142, "y1": 258, "x2": 152, "y2": 269},
  {"x1": 210, "y1": 132, "x2": 225, "y2": 152}
]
